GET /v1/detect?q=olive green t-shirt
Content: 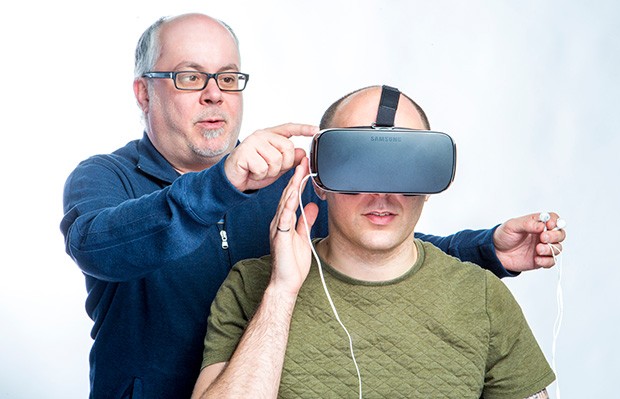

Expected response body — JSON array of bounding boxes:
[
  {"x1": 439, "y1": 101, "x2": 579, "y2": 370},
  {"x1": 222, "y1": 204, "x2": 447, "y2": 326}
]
[{"x1": 203, "y1": 240, "x2": 555, "y2": 398}]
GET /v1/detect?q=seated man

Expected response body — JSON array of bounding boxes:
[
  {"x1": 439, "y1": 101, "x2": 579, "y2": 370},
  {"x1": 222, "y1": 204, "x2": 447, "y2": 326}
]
[{"x1": 192, "y1": 86, "x2": 556, "y2": 398}]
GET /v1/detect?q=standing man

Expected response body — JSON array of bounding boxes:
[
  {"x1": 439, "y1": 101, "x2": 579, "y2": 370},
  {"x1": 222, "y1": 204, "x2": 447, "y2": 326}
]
[{"x1": 61, "y1": 13, "x2": 565, "y2": 398}]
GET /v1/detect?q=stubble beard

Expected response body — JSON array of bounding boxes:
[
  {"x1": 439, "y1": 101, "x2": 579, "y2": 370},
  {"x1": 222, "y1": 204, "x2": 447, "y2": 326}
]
[{"x1": 189, "y1": 127, "x2": 231, "y2": 158}]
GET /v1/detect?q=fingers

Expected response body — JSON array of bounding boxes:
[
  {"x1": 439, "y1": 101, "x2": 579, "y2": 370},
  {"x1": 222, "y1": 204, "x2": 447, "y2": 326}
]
[
  {"x1": 245, "y1": 133, "x2": 295, "y2": 179},
  {"x1": 226, "y1": 124, "x2": 319, "y2": 192},
  {"x1": 268, "y1": 159, "x2": 316, "y2": 294},
  {"x1": 271, "y1": 159, "x2": 310, "y2": 238},
  {"x1": 521, "y1": 212, "x2": 563, "y2": 232},
  {"x1": 538, "y1": 212, "x2": 567, "y2": 267},
  {"x1": 534, "y1": 255, "x2": 558, "y2": 269},
  {"x1": 273, "y1": 190, "x2": 297, "y2": 236},
  {"x1": 298, "y1": 202, "x2": 319, "y2": 236},
  {"x1": 537, "y1": 242, "x2": 563, "y2": 256},
  {"x1": 267, "y1": 123, "x2": 320, "y2": 139},
  {"x1": 541, "y1": 227, "x2": 566, "y2": 245},
  {"x1": 535, "y1": 211, "x2": 567, "y2": 245},
  {"x1": 539, "y1": 212, "x2": 563, "y2": 230},
  {"x1": 495, "y1": 211, "x2": 567, "y2": 272},
  {"x1": 291, "y1": 158, "x2": 317, "y2": 235},
  {"x1": 534, "y1": 242, "x2": 563, "y2": 268}
]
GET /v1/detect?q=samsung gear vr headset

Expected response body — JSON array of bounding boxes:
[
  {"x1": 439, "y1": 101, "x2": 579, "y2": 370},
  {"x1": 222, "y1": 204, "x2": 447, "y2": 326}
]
[{"x1": 310, "y1": 85, "x2": 457, "y2": 194}]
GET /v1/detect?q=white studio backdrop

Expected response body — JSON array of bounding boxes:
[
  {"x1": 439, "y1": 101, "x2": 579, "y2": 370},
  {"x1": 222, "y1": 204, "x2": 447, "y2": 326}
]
[{"x1": 0, "y1": 0, "x2": 618, "y2": 397}]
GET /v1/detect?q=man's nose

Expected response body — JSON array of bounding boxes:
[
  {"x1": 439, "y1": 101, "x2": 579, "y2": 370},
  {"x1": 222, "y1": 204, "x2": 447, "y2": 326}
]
[{"x1": 200, "y1": 78, "x2": 223, "y2": 104}]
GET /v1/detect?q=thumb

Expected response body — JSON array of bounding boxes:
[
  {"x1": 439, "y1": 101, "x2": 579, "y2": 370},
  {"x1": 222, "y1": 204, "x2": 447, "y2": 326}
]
[
  {"x1": 527, "y1": 213, "x2": 548, "y2": 234},
  {"x1": 291, "y1": 148, "x2": 307, "y2": 169},
  {"x1": 297, "y1": 202, "x2": 319, "y2": 235},
  {"x1": 505, "y1": 213, "x2": 546, "y2": 235}
]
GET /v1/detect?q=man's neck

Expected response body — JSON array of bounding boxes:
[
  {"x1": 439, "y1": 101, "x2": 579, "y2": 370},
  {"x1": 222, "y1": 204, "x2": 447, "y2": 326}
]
[
  {"x1": 146, "y1": 131, "x2": 226, "y2": 174},
  {"x1": 171, "y1": 154, "x2": 224, "y2": 174},
  {"x1": 315, "y1": 235, "x2": 418, "y2": 282}
]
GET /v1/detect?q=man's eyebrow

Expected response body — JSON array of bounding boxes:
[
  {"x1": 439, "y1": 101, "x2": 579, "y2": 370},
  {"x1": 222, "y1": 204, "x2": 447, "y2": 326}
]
[
  {"x1": 218, "y1": 63, "x2": 241, "y2": 72},
  {"x1": 173, "y1": 62, "x2": 241, "y2": 72}
]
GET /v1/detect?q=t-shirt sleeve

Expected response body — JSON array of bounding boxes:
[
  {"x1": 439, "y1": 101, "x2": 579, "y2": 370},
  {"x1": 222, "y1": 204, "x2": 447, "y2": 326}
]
[
  {"x1": 201, "y1": 257, "x2": 272, "y2": 369},
  {"x1": 483, "y1": 271, "x2": 556, "y2": 398}
]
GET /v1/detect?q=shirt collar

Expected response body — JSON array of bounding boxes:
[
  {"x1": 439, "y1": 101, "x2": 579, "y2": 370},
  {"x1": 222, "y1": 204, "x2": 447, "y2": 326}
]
[{"x1": 136, "y1": 132, "x2": 180, "y2": 184}]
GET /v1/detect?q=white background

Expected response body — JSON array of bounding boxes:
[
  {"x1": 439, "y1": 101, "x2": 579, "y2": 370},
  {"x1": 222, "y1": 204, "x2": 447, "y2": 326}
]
[{"x1": 1, "y1": 0, "x2": 618, "y2": 397}]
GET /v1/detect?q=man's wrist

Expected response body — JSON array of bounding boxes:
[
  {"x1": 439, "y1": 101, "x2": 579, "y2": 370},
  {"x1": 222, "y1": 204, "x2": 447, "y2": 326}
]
[{"x1": 264, "y1": 283, "x2": 300, "y2": 308}]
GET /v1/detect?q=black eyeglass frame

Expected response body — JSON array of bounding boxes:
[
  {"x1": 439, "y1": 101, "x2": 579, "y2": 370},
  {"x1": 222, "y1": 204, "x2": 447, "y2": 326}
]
[{"x1": 141, "y1": 71, "x2": 250, "y2": 92}]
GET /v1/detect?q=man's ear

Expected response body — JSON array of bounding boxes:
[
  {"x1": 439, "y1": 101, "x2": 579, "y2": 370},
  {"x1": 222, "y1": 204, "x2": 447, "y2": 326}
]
[
  {"x1": 134, "y1": 78, "x2": 149, "y2": 113},
  {"x1": 424, "y1": 195, "x2": 430, "y2": 202}
]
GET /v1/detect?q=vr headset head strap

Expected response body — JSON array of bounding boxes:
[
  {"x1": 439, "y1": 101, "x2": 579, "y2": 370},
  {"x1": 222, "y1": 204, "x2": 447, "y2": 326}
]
[{"x1": 374, "y1": 85, "x2": 401, "y2": 128}]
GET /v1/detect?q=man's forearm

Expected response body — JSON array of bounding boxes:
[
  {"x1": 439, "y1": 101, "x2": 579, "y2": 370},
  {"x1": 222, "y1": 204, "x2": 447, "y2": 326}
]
[
  {"x1": 198, "y1": 285, "x2": 296, "y2": 398},
  {"x1": 61, "y1": 158, "x2": 252, "y2": 281}
]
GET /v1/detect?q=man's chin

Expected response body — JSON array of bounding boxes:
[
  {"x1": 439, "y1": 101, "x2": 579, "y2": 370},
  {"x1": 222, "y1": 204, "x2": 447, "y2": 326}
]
[
  {"x1": 192, "y1": 145, "x2": 229, "y2": 159},
  {"x1": 190, "y1": 135, "x2": 233, "y2": 159}
]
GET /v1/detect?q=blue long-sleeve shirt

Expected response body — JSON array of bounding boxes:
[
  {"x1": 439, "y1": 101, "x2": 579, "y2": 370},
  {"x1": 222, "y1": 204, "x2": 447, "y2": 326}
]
[{"x1": 61, "y1": 133, "x2": 507, "y2": 398}]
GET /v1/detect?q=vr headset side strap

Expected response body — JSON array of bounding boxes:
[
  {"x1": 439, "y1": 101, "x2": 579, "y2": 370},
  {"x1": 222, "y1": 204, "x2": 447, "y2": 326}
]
[{"x1": 374, "y1": 85, "x2": 400, "y2": 127}]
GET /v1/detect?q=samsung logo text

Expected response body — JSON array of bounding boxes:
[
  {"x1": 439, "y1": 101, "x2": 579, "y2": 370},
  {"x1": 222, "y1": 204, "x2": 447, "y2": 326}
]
[{"x1": 370, "y1": 136, "x2": 402, "y2": 143}]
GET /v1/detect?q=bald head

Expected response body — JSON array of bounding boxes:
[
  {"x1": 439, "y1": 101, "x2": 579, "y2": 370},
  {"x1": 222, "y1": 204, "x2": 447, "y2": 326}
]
[
  {"x1": 320, "y1": 86, "x2": 430, "y2": 130},
  {"x1": 134, "y1": 13, "x2": 239, "y2": 78}
]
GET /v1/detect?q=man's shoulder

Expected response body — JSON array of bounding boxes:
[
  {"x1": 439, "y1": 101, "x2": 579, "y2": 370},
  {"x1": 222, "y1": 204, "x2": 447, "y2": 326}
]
[
  {"x1": 418, "y1": 239, "x2": 502, "y2": 298},
  {"x1": 210, "y1": 257, "x2": 272, "y2": 312},
  {"x1": 233, "y1": 255, "x2": 272, "y2": 273},
  {"x1": 420, "y1": 240, "x2": 489, "y2": 275},
  {"x1": 75, "y1": 138, "x2": 141, "y2": 169},
  {"x1": 70, "y1": 135, "x2": 181, "y2": 186},
  {"x1": 228, "y1": 255, "x2": 273, "y2": 289}
]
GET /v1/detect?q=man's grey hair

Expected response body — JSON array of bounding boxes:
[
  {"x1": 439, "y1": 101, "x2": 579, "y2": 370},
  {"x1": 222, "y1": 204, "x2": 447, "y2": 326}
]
[{"x1": 133, "y1": 15, "x2": 240, "y2": 79}]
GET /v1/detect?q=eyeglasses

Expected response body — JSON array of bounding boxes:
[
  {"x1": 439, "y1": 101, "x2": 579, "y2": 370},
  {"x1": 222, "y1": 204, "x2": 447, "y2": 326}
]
[{"x1": 142, "y1": 71, "x2": 250, "y2": 92}]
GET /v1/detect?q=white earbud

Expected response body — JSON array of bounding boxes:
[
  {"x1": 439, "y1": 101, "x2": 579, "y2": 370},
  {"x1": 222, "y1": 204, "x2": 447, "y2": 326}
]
[
  {"x1": 539, "y1": 212, "x2": 551, "y2": 223},
  {"x1": 554, "y1": 219, "x2": 567, "y2": 230}
]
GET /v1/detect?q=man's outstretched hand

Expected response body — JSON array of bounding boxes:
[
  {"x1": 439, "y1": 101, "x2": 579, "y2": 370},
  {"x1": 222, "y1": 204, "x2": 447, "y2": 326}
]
[{"x1": 494, "y1": 212, "x2": 566, "y2": 272}]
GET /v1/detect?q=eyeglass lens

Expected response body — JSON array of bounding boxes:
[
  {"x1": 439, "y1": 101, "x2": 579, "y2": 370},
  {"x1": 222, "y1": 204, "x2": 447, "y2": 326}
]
[{"x1": 175, "y1": 72, "x2": 246, "y2": 91}]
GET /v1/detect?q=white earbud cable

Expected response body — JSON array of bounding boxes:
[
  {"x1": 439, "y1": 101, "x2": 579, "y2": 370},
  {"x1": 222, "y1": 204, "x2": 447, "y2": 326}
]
[
  {"x1": 299, "y1": 173, "x2": 363, "y2": 399},
  {"x1": 548, "y1": 241, "x2": 563, "y2": 399},
  {"x1": 541, "y1": 213, "x2": 564, "y2": 399}
]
